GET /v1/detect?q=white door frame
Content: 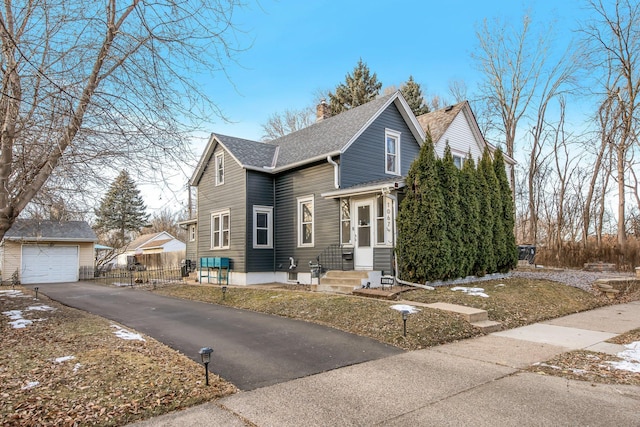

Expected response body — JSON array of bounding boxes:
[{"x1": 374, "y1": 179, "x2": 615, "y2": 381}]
[{"x1": 354, "y1": 199, "x2": 374, "y2": 270}]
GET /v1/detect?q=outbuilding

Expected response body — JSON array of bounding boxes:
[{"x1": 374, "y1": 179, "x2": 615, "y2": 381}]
[{"x1": 0, "y1": 219, "x2": 97, "y2": 284}]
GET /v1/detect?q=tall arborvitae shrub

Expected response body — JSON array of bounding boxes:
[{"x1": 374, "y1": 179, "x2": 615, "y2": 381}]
[
  {"x1": 397, "y1": 135, "x2": 450, "y2": 282},
  {"x1": 439, "y1": 145, "x2": 463, "y2": 279},
  {"x1": 480, "y1": 149, "x2": 504, "y2": 274},
  {"x1": 493, "y1": 148, "x2": 518, "y2": 271},
  {"x1": 474, "y1": 151, "x2": 495, "y2": 276},
  {"x1": 458, "y1": 155, "x2": 480, "y2": 278}
]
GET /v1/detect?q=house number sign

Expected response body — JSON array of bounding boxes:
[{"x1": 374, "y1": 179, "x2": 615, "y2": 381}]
[{"x1": 385, "y1": 197, "x2": 393, "y2": 245}]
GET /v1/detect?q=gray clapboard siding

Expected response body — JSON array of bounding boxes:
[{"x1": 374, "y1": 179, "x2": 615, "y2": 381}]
[
  {"x1": 274, "y1": 161, "x2": 339, "y2": 272},
  {"x1": 341, "y1": 103, "x2": 421, "y2": 188},
  {"x1": 196, "y1": 144, "x2": 247, "y2": 272},
  {"x1": 246, "y1": 170, "x2": 275, "y2": 272},
  {"x1": 373, "y1": 247, "x2": 394, "y2": 275}
]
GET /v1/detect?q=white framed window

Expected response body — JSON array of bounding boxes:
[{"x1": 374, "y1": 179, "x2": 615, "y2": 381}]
[
  {"x1": 376, "y1": 196, "x2": 385, "y2": 245},
  {"x1": 453, "y1": 154, "x2": 464, "y2": 169},
  {"x1": 253, "y1": 206, "x2": 273, "y2": 249},
  {"x1": 189, "y1": 224, "x2": 196, "y2": 242},
  {"x1": 215, "y1": 152, "x2": 224, "y2": 185},
  {"x1": 297, "y1": 195, "x2": 314, "y2": 247},
  {"x1": 211, "y1": 210, "x2": 230, "y2": 249},
  {"x1": 385, "y1": 129, "x2": 401, "y2": 175},
  {"x1": 340, "y1": 199, "x2": 352, "y2": 245}
]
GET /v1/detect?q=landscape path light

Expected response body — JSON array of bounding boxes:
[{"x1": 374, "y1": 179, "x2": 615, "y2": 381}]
[
  {"x1": 402, "y1": 310, "x2": 409, "y2": 337},
  {"x1": 198, "y1": 347, "x2": 213, "y2": 386},
  {"x1": 221, "y1": 285, "x2": 228, "y2": 300},
  {"x1": 34, "y1": 287, "x2": 39, "y2": 299},
  {"x1": 389, "y1": 304, "x2": 419, "y2": 338}
]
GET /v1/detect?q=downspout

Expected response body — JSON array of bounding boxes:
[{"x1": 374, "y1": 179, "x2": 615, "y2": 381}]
[
  {"x1": 386, "y1": 191, "x2": 434, "y2": 291},
  {"x1": 327, "y1": 155, "x2": 339, "y2": 189}
]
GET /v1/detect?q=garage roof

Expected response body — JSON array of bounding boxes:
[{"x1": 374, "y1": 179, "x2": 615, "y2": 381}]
[{"x1": 4, "y1": 219, "x2": 98, "y2": 242}]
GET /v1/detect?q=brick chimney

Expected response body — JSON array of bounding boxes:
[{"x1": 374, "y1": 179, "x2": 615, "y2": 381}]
[{"x1": 316, "y1": 99, "x2": 331, "y2": 122}]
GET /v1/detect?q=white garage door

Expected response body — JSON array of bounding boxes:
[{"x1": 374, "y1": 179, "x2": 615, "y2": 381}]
[{"x1": 21, "y1": 245, "x2": 79, "y2": 284}]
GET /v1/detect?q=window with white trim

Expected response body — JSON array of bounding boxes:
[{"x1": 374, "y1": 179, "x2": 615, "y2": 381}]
[
  {"x1": 189, "y1": 224, "x2": 196, "y2": 242},
  {"x1": 297, "y1": 196, "x2": 314, "y2": 247},
  {"x1": 211, "y1": 210, "x2": 230, "y2": 249},
  {"x1": 453, "y1": 154, "x2": 464, "y2": 169},
  {"x1": 385, "y1": 129, "x2": 400, "y2": 175},
  {"x1": 340, "y1": 199, "x2": 351, "y2": 245},
  {"x1": 376, "y1": 196, "x2": 385, "y2": 244},
  {"x1": 215, "y1": 152, "x2": 224, "y2": 185},
  {"x1": 253, "y1": 206, "x2": 273, "y2": 248}
]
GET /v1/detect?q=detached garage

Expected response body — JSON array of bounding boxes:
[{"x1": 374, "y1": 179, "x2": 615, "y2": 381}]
[{"x1": 1, "y1": 220, "x2": 97, "y2": 284}]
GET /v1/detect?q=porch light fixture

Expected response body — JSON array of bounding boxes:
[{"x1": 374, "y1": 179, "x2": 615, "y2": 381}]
[
  {"x1": 198, "y1": 347, "x2": 213, "y2": 386},
  {"x1": 401, "y1": 310, "x2": 410, "y2": 337}
]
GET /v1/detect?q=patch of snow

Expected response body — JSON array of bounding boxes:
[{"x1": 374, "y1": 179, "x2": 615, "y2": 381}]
[
  {"x1": 111, "y1": 324, "x2": 145, "y2": 341},
  {"x1": 0, "y1": 289, "x2": 25, "y2": 298},
  {"x1": 451, "y1": 286, "x2": 489, "y2": 298},
  {"x1": 73, "y1": 363, "x2": 82, "y2": 373},
  {"x1": 21, "y1": 381, "x2": 40, "y2": 390},
  {"x1": 26, "y1": 305, "x2": 55, "y2": 312},
  {"x1": 3, "y1": 310, "x2": 24, "y2": 320},
  {"x1": 609, "y1": 341, "x2": 640, "y2": 373},
  {"x1": 53, "y1": 355, "x2": 75, "y2": 363},
  {"x1": 389, "y1": 304, "x2": 421, "y2": 314}
]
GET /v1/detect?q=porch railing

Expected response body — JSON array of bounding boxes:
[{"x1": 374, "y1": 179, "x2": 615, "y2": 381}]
[{"x1": 316, "y1": 244, "x2": 354, "y2": 272}]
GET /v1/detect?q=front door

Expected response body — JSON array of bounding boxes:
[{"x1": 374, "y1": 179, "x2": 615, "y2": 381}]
[{"x1": 354, "y1": 200, "x2": 374, "y2": 270}]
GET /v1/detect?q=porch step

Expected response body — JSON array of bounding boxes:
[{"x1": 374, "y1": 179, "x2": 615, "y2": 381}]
[{"x1": 311, "y1": 270, "x2": 370, "y2": 295}]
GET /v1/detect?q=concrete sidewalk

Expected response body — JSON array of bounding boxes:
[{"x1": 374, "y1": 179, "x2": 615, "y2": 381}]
[{"x1": 132, "y1": 301, "x2": 640, "y2": 426}]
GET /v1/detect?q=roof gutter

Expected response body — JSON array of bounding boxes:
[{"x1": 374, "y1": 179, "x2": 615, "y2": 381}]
[{"x1": 326, "y1": 155, "x2": 339, "y2": 189}]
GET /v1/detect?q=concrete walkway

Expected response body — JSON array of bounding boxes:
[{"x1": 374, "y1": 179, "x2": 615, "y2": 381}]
[{"x1": 132, "y1": 300, "x2": 640, "y2": 426}]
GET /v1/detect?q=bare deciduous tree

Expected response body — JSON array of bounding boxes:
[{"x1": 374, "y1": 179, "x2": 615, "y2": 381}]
[
  {"x1": 0, "y1": 1, "x2": 246, "y2": 240},
  {"x1": 580, "y1": 0, "x2": 640, "y2": 246},
  {"x1": 261, "y1": 106, "x2": 315, "y2": 141}
]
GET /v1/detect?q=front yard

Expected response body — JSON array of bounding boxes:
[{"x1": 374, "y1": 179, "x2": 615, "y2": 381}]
[{"x1": 1, "y1": 273, "x2": 639, "y2": 425}]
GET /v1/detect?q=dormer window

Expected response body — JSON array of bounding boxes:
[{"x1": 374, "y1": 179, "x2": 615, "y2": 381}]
[
  {"x1": 385, "y1": 129, "x2": 400, "y2": 175},
  {"x1": 215, "y1": 152, "x2": 224, "y2": 185}
]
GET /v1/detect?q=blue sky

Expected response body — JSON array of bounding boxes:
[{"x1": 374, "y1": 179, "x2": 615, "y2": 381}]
[
  {"x1": 153, "y1": 0, "x2": 591, "y2": 212},
  {"x1": 194, "y1": 0, "x2": 587, "y2": 146}
]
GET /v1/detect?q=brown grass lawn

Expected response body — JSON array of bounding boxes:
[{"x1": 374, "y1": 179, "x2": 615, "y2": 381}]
[
  {"x1": 0, "y1": 287, "x2": 236, "y2": 427},
  {"x1": 1, "y1": 276, "x2": 638, "y2": 425}
]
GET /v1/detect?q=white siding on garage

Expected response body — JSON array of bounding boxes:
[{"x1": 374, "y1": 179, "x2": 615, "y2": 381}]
[{"x1": 21, "y1": 245, "x2": 79, "y2": 284}]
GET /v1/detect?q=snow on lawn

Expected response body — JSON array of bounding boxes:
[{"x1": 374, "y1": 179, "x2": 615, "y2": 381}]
[
  {"x1": 451, "y1": 286, "x2": 489, "y2": 298},
  {"x1": 111, "y1": 324, "x2": 145, "y2": 341},
  {"x1": 609, "y1": 341, "x2": 640, "y2": 373},
  {"x1": 2, "y1": 304, "x2": 56, "y2": 329},
  {"x1": 390, "y1": 304, "x2": 421, "y2": 314},
  {"x1": 52, "y1": 355, "x2": 76, "y2": 363},
  {"x1": 21, "y1": 381, "x2": 40, "y2": 390},
  {"x1": 0, "y1": 289, "x2": 30, "y2": 298}
]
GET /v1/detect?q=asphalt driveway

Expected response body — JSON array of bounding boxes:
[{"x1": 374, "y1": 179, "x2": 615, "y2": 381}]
[{"x1": 24, "y1": 282, "x2": 402, "y2": 390}]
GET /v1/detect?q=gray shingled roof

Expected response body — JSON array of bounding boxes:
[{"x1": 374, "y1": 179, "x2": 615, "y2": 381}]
[
  {"x1": 272, "y1": 92, "x2": 396, "y2": 168},
  {"x1": 4, "y1": 220, "x2": 97, "y2": 241},
  {"x1": 215, "y1": 134, "x2": 278, "y2": 168},
  {"x1": 416, "y1": 101, "x2": 467, "y2": 142}
]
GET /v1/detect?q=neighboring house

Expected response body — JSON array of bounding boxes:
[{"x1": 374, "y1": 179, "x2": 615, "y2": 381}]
[
  {"x1": 416, "y1": 100, "x2": 515, "y2": 185},
  {"x1": 0, "y1": 219, "x2": 97, "y2": 284},
  {"x1": 187, "y1": 91, "x2": 515, "y2": 286},
  {"x1": 116, "y1": 231, "x2": 186, "y2": 267}
]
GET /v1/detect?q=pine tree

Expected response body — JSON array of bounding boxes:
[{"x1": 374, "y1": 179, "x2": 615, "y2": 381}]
[
  {"x1": 400, "y1": 75, "x2": 430, "y2": 116},
  {"x1": 396, "y1": 136, "x2": 450, "y2": 282},
  {"x1": 94, "y1": 170, "x2": 149, "y2": 247},
  {"x1": 493, "y1": 148, "x2": 518, "y2": 271},
  {"x1": 479, "y1": 149, "x2": 503, "y2": 274},
  {"x1": 458, "y1": 155, "x2": 480, "y2": 278},
  {"x1": 474, "y1": 152, "x2": 494, "y2": 276},
  {"x1": 438, "y1": 145, "x2": 462, "y2": 279},
  {"x1": 328, "y1": 59, "x2": 382, "y2": 115}
]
